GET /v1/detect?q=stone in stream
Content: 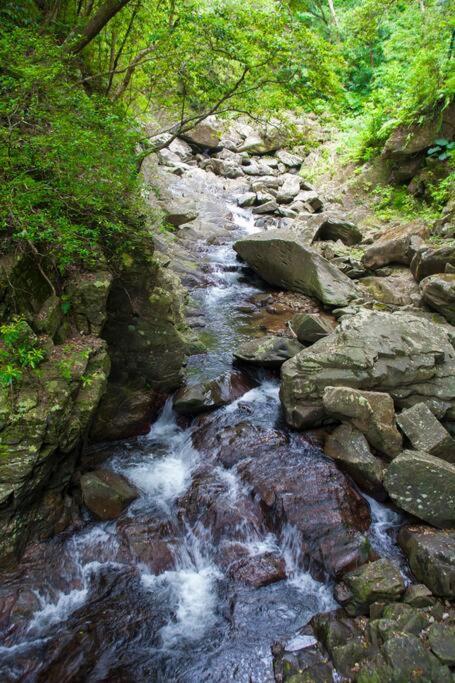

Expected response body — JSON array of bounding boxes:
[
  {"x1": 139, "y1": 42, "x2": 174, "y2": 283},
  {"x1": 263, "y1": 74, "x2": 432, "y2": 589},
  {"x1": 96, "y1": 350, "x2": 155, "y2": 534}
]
[
  {"x1": 173, "y1": 371, "x2": 253, "y2": 415},
  {"x1": 233, "y1": 335, "x2": 303, "y2": 368},
  {"x1": 396, "y1": 402, "x2": 455, "y2": 463},
  {"x1": 402, "y1": 583, "x2": 435, "y2": 607},
  {"x1": 325, "y1": 423, "x2": 386, "y2": 498},
  {"x1": 236, "y1": 192, "x2": 256, "y2": 207},
  {"x1": 280, "y1": 309, "x2": 455, "y2": 430},
  {"x1": 334, "y1": 558, "x2": 405, "y2": 616},
  {"x1": 384, "y1": 450, "x2": 455, "y2": 528},
  {"x1": 80, "y1": 470, "x2": 138, "y2": 520},
  {"x1": 237, "y1": 444, "x2": 372, "y2": 579},
  {"x1": 411, "y1": 244, "x2": 455, "y2": 281},
  {"x1": 398, "y1": 525, "x2": 455, "y2": 598},
  {"x1": 228, "y1": 552, "x2": 286, "y2": 588},
  {"x1": 421, "y1": 273, "x2": 455, "y2": 324},
  {"x1": 322, "y1": 387, "x2": 402, "y2": 458},
  {"x1": 252, "y1": 200, "x2": 279, "y2": 215},
  {"x1": 234, "y1": 229, "x2": 360, "y2": 307},
  {"x1": 164, "y1": 198, "x2": 198, "y2": 227},
  {"x1": 290, "y1": 312, "x2": 336, "y2": 344},
  {"x1": 362, "y1": 223, "x2": 426, "y2": 269}
]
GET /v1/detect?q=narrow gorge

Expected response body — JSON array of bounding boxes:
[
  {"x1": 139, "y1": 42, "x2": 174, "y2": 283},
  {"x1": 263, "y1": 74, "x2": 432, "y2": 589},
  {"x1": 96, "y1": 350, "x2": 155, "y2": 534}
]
[{"x1": 0, "y1": 115, "x2": 454, "y2": 682}]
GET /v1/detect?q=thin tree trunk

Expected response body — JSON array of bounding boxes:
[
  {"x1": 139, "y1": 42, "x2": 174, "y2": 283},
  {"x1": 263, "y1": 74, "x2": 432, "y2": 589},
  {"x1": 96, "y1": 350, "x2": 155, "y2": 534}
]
[{"x1": 327, "y1": 0, "x2": 339, "y2": 28}]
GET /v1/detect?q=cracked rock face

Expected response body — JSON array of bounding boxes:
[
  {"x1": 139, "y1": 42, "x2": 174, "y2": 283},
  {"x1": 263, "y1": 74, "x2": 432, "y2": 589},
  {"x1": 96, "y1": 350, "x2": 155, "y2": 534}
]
[
  {"x1": 280, "y1": 309, "x2": 455, "y2": 429},
  {"x1": 234, "y1": 229, "x2": 360, "y2": 307}
]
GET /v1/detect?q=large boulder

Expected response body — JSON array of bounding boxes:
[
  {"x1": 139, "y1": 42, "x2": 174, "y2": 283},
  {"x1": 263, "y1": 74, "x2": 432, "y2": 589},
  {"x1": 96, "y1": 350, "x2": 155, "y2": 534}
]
[
  {"x1": 398, "y1": 525, "x2": 455, "y2": 598},
  {"x1": 238, "y1": 445, "x2": 372, "y2": 579},
  {"x1": 80, "y1": 469, "x2": 138, "y2": 520},
  {"x1": 325, "y1": 423, "x2": 385, "y2": 498},
  {"x1": 313, "y1": 217, "x2": 362, "y2": 246},
  {"x1": 0, "y1": 338, "x2": 109, "y2": 566},
  {"x1": 384, "y1": 450, "x2": 455, "y2": 528},
  {"x1": 359, "y1": 270, "x2": 421, "y2": 307},
  {"x1": 280, "y1": 309, "x2": 455, "y2": 429},
  {"x1": 396, "y1": 402, "x2": 455, "y2": 463},
  {"x1": 275, "y1": 149, "x2": 302, "y2": 167},
  {"x1": 276, "y1": 175, "x2": 301, "y2": 203},
  {"x1": 234, "y1": 229, "x2": 360, "y2": 307},
  {"x1": 180, "y1": 120, "x2": 222, "y2": 149},
  {"x1": 290, "y1": 312, "x2": 336, "y2": 344},
  {"x1": 334, "y1": 558, "x2": 405, "y2": 615},
  {"x1": 411, "y1": 244, "x2": 455, "y2": 281},
  {"x1": 362, "y1": 223, "x2": 426, "y2": 269},
  {"x1": 322, "y1": 387, "x2": 402, "y2": 458},
  {"x1": 63, "y1": 271, "x2": 113, "y2": 336},
  {"x1": 233, "y1": 335, "x2": 303, "y2": 368},
  {"x1": 420, "y1": 273, "x2": 455, "y2": 324},
  {"x1": 173, "y1": 372, "x2": 253, "y2": 415}
]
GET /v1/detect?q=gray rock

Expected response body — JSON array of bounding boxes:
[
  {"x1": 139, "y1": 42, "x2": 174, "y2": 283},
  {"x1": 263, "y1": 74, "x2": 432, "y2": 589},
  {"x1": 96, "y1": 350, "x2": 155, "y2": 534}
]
[
  {"x1": 398, "y1": 525, "x2": 455, "y2": 598},
  {"x1": 397, "y1": 402, "x2": 455, "y2": 463},
  {"x1": 359, "y1": 270, "x2": 421, "y2": 307},
  {"x1": 255, "y1": 191, "x2": 275, "y2": 205},
  {"x1": 252, "y1": 200, "x2": 279, "y2": 215},
  {"x1": 81, "y1": 470, "x2": 138, "y2": 520},
  {"x1": 428, "y1": 623, "x2": 455, "y2": 665},
  {"x1": 322, "y1": 387, "x2": 402, "y2": 458},
  {"x1": 411, "y1": 245, "x2": 455, "y2": 281},
  {"x1": 384, "y1": 450, "x2": 455, "y2": 528},
  {"x1": 181, "y1": 121, "x2": 221, "y2": 149},
  {"x1": 402, "y1": 583, "x2": 435, "y2": 607},
  {"x1": 421, "y1": 273, "x2": 455, "y2": 324},
  {"x1": 325, "y1": 423, "x2": 386, "y2": 498},
  {"x1": 276, "y1": 175, "x2": 301, "y2": 203},
  {"x1": 334, "y1": 558, "x2": 405, "y2": 615},
  {"x1": 362, "y1": 224, "x2": 426, "y2": 269},
  {"x1": 233, "y1": 335, "x2": 303, "y2": 368},
  {"x1": 250, "y1": 176, "x2": 282, "y2": 191},
  {"x1": 237, "y1": 192, "x2": 256, "y2": 207},
  {"x1": 173, "y1": 372, "x2": 252, "y2": 415},
  {"x1": 275, "y1": 149, "x2": 302, "y2": 167},
  {"x1": 280, "y1": 309, "x2": 455, "y2": 429},
  {"x1": 164, "y1": 197, "x2": 198, "y2": 226},
  {"x1": 290, "y1": 312, "x2": 336, "y2": 344},
  {"x1": 234, "y1": 229, "x2": 360, "y2": 306},
  {"x1": 294, "y1": 190, "x2": 323, "y2": 212},
  {"x1": 314, "y1": 217, "x2": 362, "y2": 246}
]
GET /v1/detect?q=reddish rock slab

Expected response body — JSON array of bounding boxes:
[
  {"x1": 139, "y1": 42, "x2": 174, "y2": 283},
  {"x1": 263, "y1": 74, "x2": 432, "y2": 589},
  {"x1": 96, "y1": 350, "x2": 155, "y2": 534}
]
[
  {"x1": 237, "y1": 440, "x2": 372, "y2": 580},
  {"x1": 228, "y1": 552, "x2": 287, "y2": 588}
]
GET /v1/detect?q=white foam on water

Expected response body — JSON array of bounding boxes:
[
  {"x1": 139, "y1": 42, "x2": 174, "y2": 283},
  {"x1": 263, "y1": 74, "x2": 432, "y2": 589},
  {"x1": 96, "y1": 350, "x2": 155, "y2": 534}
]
[
  {"x1": 120, "y1": 400, "x2": 199, "y2": 511},
  {"x1": 228, "y1": 202, "x2": 259, "y2": 234},
  {"x1": 365, "y1": 494, "x2": 403, "y2": 559},
  {"x1": 224, "y1": 379, "x2": 280, "y2": 413},
  {"x1": 26, "y1": 560, "x2": 113, "y2": 635},
  {"x1": 280, "y1": 525, "x2": 336, "y2": 612}
]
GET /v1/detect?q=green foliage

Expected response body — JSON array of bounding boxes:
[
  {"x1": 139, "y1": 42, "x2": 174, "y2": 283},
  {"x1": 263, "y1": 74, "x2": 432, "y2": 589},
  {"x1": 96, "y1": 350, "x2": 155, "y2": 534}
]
[
  {"x1": 0, "y1": 318, "x2": 46, "y2": 387},
  {"x1": 0, "y1": 26, "x2": 147, "y2": 271}
]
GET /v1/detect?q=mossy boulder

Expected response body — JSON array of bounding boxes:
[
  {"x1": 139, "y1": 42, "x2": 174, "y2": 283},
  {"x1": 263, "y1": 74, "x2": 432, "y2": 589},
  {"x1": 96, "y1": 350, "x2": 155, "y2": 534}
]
[
  {"x1": 384, "y1": 450, "x2": 455, "y2": 528},
  {"x1": 233, "y1": 335, "x2": 303, "y2": 368},
  {"x1": 0, "y1": 337, "x2": 109, "y2": 566},
  {"x1": 398, "y1": 526, "x2": 455, "y2": 598},
  {"x1": 420, "y1": 273, "x2": 455, "y2": 325},
  {"x1": 80, "y1": 469, "x2": 138, "y2": 520},
  {"x1": 334, "y1": 559, "x2": 405, "y2": 615}
]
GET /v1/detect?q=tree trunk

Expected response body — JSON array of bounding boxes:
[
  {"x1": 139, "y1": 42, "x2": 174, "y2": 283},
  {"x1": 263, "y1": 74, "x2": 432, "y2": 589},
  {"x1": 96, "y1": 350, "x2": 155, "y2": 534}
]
[
  {"x1": 327, "y1": 0, "x2": 339, "y2": 28},
  {"x1": 68, "y1": 0, "x2": 132, "y2": 54}
]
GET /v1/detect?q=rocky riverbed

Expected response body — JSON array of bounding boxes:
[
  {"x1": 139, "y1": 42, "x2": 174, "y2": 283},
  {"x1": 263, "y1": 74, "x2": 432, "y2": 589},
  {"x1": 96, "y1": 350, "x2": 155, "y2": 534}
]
[{"x1": 0, "y1": 117, "x2": 454, "y2": 682}]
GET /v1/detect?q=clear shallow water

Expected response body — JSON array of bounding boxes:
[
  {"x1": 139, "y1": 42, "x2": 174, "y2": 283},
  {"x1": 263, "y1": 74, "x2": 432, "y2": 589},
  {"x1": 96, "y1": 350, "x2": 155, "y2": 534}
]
[{"x1": 0, "y1": 181, "x2": 404, "y2": 682}]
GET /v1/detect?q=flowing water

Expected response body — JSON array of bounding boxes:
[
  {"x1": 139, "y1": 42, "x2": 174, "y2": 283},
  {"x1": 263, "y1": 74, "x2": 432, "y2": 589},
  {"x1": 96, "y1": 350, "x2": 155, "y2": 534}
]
[{"x1": 0, "y1": 179, "x2": 405, "y2": 682}]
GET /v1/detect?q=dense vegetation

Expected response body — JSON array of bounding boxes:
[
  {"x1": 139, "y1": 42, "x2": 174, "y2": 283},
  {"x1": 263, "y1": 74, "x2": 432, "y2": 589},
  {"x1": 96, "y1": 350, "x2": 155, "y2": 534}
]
[{"x1": 0, "y1": 0, "x2": 454, "y2": 270}]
